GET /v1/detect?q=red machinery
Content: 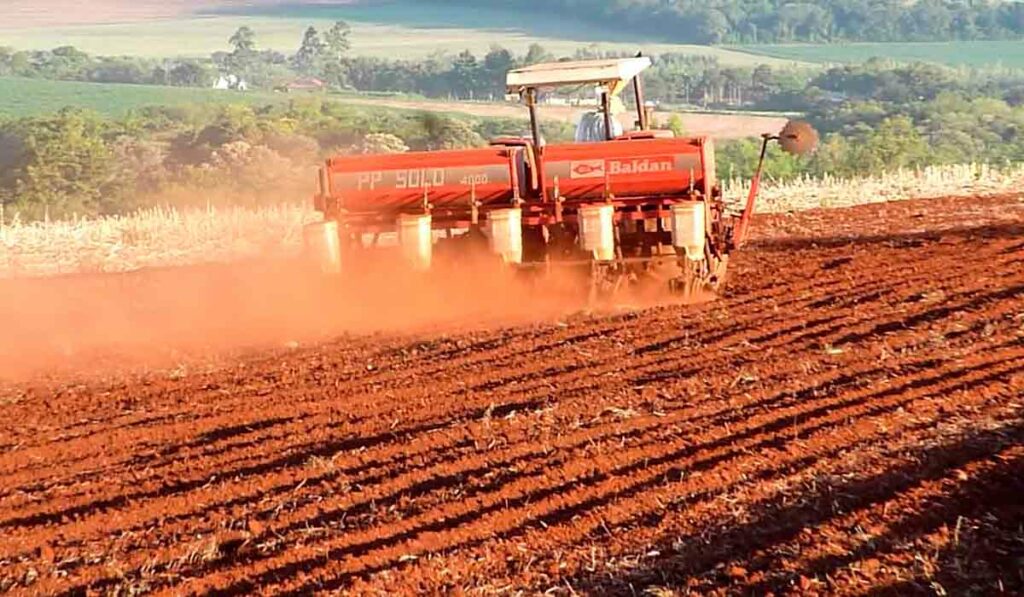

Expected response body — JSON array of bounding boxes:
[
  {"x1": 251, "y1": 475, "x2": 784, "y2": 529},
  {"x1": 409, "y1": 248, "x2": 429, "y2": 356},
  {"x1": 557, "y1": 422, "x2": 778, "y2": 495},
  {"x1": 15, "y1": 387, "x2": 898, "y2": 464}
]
[{"x1": 307, "y1": 57, "x2": 817, "y2": 296}]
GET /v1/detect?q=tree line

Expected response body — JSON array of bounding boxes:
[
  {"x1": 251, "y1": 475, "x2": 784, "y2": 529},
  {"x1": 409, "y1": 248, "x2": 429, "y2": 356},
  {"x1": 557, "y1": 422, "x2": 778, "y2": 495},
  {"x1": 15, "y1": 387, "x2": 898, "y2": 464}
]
[
  {"x1": 9, "y1": 31, "x2": 1024, "y2": 114},
  {"x1": 5, "y1": 59, "x2": 1024, "y2": 221},
  {"x1": 0, "y1": 45, "x2": 210, "y2": 87},
  {"x1": 434, "y1": 0, "x2": 1024, "y2": 44},
  {"x1": 0, "y1": 22, "x2": 354, "y2": 89},
  {"x1": 720, "y1": 59, "x2": 1024, "y2": 181},
  {"x1": 0, "y1": 100, "x2": 571, "y2": 220},
  {"x1": 0, "y1": 36, "x2": 864, "y2": 110}
]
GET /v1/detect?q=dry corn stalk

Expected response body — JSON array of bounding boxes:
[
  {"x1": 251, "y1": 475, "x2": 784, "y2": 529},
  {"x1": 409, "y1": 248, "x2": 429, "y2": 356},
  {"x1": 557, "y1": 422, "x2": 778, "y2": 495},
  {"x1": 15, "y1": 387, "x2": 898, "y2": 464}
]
[
  {"x1": 725, "y1": 162, "x2": 1024, "y2": 214},
  {"x1": 0, "y1": 204, "x2": 317, "y2": 278}
]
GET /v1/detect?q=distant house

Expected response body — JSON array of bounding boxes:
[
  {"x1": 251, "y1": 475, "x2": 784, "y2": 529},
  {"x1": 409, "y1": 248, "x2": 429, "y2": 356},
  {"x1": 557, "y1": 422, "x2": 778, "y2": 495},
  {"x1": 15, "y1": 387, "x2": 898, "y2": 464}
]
[
  {"x1": 537, "y1": 95, "x2": 589, "y2": 108},
  {"x1": 213, "y1": 74, "x2": 248, "y2": 91},
  {"x1": 281, "y1": 77, "x2": 326, "y2": 92},
  {"x1": 543, "y1": 97, "x2": 571, "y2": 106}
]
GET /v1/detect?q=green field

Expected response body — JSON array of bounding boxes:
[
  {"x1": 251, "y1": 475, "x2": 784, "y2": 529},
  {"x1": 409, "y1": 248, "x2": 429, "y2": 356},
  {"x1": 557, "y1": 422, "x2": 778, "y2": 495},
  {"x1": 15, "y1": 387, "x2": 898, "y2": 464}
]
[
  {"x1": 0, "y1": 77, "x2": 536, "y2": 122},
  {"x1": 738, "y1": 40, "x2": 1024, "y2": 68},
  {"x1": 0, "y1": 77, "x2": 484, "y2": 120},
  {"x1": 0, "y1": 1, "x2": 801, "y2": 67},
  {"x1": 0, "y1": 77, "x2": 296, "y2": 118}
]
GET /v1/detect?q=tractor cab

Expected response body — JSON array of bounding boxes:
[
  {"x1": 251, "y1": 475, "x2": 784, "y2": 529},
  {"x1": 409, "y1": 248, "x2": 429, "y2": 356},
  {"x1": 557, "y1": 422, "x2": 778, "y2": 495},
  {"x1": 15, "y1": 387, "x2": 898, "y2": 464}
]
[{"x1": 505, "y1": 56, "x2": 660, "y2": 147}]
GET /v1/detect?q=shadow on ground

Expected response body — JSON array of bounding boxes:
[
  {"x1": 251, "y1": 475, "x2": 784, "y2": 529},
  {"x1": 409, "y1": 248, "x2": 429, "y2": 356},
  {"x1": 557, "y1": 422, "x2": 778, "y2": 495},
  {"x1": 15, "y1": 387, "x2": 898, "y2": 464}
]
[{"x1": 570, "y1": 418, "x2": 1024, "y2": 595}]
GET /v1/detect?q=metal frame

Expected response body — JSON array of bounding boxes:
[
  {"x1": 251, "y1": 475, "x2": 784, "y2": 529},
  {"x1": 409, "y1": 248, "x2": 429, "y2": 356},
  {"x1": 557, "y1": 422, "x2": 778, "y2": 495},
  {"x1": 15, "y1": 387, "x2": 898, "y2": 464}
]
[{"x1": 511, "y1": 56, "x2": 653, "y2": 152}]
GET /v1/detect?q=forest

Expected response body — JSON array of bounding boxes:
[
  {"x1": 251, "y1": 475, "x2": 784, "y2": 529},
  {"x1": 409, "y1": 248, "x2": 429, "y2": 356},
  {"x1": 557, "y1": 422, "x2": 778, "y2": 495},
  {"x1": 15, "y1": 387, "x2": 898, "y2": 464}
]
[
  {"x1": 720, "y1": 58, "x2": 1024, "y2": 179},
  {"x1": 0, "y1": 100, "x2": 572, "y2": 220},
  {"x1": 433, "y1": 0, "x2": 1024, "y2": 43}
]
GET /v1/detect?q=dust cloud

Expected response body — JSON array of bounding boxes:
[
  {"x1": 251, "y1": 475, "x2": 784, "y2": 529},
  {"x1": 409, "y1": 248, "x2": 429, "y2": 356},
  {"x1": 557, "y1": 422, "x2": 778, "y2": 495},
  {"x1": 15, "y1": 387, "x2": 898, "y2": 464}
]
[
  {"x1": 0, "y1": 250, "x2": 567, "y2": 380},
  {"x1": 0, "y1": 239, "x2": 709, "y2": 381}
]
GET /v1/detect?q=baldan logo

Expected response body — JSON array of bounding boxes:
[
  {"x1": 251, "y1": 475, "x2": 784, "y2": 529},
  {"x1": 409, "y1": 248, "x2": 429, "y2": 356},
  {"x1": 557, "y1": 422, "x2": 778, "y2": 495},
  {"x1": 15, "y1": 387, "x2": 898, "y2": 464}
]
[
  {"x1": 609, "y1": 158, "x2": 674, "y2": 175},
  {"x1": 570, "y1": 160, "x2": 605, "y2": 179},
  {"x1": 570, "y1": 158, "x2": 674, "y2": 179}
]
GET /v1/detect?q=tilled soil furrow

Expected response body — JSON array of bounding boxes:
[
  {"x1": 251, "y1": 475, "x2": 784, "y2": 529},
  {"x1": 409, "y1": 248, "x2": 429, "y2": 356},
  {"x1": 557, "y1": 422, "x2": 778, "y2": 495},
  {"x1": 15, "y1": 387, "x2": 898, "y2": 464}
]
[
  {"x1": 2, "y1": 226, "x2": 1007, "y2": 493},
  {"x1": 162, "y1": 347, "x2": 1023, "y2": 594},
  {"x1": 246, "y1": 353, "x2": 1024, "y2": 595},
  {"x1": 348, "y1": 378, "x2": 1019, "y2": 594},
  {"x1": 2, "y1": 195, "x2": 1022, "y2": 596},
  {"x1": 30, "y1": 311, "x2": 1003, "y2": 580},
  {"x1": 2, "y1": 321, "x2": 630, "y2": 485},
  {"x1": 6, "y1": 282, "x2": 1015, "y2": 581},
  {"x1": 604, "y1": 418, "x2": 1024, "y2": 596},
  {"x1": 746, "y1": 445, "x2": 1024, "y2": 593}
]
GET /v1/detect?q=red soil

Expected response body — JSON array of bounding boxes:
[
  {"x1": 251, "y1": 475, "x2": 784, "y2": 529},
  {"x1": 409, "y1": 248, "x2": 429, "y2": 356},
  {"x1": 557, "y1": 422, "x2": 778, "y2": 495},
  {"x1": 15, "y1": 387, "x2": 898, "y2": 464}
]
[{"x1": 0, "y1": 194, "x2": 1022, "y2": 595}]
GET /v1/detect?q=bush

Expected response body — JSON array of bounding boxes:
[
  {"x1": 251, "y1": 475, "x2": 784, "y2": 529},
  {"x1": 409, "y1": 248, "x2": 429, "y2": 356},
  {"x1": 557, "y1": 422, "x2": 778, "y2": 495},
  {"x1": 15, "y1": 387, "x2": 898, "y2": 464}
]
[{"x1": 359, "y1": 132, "x2": 409, "y2": 154}]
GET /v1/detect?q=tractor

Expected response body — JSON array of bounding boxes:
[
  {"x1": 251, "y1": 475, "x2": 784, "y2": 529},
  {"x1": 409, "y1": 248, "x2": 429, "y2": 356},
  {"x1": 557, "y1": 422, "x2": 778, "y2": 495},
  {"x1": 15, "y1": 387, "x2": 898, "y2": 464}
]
[{"x1": 305, "y1": 56, "x2": 817, "y2": 299}]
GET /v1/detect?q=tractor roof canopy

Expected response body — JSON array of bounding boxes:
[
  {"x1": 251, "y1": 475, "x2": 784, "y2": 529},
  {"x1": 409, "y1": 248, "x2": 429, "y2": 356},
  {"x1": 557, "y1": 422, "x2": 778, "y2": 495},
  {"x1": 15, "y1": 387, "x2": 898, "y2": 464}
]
[{"x1": 506, "y1": 57, "x2": 652, "y2": 96}]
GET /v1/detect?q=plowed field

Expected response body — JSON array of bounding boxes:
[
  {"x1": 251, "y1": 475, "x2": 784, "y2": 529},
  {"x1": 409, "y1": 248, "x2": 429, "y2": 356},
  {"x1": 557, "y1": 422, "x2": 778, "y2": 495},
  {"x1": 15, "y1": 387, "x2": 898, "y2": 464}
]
[{"x1": 2, "y1": 194, "x2": 1023, "y2": 595}]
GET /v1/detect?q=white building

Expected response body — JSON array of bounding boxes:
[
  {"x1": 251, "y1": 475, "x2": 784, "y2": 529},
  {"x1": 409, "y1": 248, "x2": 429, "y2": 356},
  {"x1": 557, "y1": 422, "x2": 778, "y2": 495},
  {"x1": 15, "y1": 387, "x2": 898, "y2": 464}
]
[{"x1": 213, "y1": 74, "x2": 248, "y2": 91}]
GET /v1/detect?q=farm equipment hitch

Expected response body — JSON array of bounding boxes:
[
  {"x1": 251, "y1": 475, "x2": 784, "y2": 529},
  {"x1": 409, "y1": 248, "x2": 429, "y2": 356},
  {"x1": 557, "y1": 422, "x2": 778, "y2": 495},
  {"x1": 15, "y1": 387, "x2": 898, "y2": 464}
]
[{"x1": 732, "y1": 121, "x2": 819, "y2": 249}]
